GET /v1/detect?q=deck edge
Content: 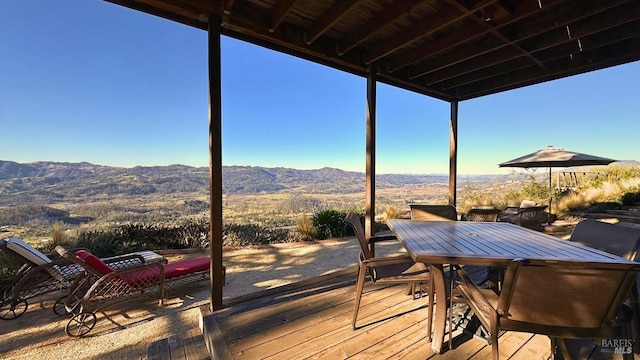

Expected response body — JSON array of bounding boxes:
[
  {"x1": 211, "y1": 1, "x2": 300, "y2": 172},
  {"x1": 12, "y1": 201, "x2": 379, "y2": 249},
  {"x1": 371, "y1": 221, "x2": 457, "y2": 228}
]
[{"x1": 199, "y1": 304, "x2": 233, "y2": 360}]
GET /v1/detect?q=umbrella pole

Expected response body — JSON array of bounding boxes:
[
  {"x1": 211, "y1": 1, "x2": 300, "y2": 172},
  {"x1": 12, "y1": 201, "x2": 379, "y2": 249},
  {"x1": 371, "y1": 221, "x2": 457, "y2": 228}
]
[{"x1": 548, "y1": 167, "x2": 552, "y2": 225}]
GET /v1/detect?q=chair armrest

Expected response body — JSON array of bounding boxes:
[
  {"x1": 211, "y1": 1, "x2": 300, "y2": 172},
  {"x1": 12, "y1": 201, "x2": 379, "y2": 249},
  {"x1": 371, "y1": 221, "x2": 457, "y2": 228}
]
[
  {"x1": 368, "y1": 234, "x2": 398, "y2": 257},
  {"x1": 456, "y1": 267, "x2": 495, "y2": 314},
  {"x1": 361, "y1": 255, "x2": 415, "y2": 267},
  {"x1": 103, "y1": 254, "x2": 146, "y2": 269},
  {"x1": 369, "y1": 234, "x2": 397, "y2": 243}
]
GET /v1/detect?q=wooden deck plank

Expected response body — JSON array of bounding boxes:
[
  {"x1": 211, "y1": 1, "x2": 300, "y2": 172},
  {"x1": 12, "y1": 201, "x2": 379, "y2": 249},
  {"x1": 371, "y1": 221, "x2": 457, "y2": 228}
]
[
  {"x1": 167, "y1": 334, "x2": 186, "y2": 360},
  {"x1": 470, "y1": 331, "x2": 534, "y2": 360},
  {"x1": 147, "y1": 337, "x2": 171, "y2": 360},
  {"x1": 221, "y1": 282, "x2": 357, "y2": 344},
  {"x1": 509, "y1": 334, "x2": 553, "y2": 360},
  {"x1": 216, "y1": 277, "x2": 355, "y2": 337},
  {"x1": 345, "y1": 317, "x2": 433, "y2": 359},
  {"x1": 207, "y1": 273, "x2": 636, "y2": 360},
  {"x1": 183, "y1": 327, "x2": 210, "y2": 360},
  {"x1": 277, "y1": 299, "x2": 427, "y2": 359},
  {"x1": 229, "y1": 284, "x2": 429, "y2": 358}
]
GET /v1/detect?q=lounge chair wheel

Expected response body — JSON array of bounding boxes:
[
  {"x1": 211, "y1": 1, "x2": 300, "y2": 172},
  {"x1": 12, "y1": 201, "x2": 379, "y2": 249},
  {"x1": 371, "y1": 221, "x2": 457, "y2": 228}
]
[
  {"x1": 53, "y1": 295, "x2": 81, "y2": 316},
  {"x1": 0, "y1": 298, "x2": 28, "y2": 320},
  {"x1": 65, "y1": 312, "x2": 97, "y2": 337}
]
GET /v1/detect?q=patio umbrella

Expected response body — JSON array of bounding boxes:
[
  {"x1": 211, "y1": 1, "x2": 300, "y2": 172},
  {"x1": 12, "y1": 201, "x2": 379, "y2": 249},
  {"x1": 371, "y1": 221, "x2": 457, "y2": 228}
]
[{"x1": 498, "y1": 146, "x2": 616, "y2": 225}]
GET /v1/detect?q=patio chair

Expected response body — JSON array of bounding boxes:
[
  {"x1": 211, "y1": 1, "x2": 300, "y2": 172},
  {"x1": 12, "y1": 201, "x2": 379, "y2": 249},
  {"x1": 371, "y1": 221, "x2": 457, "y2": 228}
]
[
  {"x1": 455, "y1": 259, "x2": 640, "y2": 360},
  {"x1": 0, "y1": 237, "x2": 165, "y2": 320},
  {"x1": 409, "y1": 204, "x2": 458, "y2": 221},
  {"x1": 55, "y1": 246, "x2": 210, "y2": 337},
  {"x1": 568, "y1": 219, "x2": 640, "y2": 342},
  {"x1": 344, "y1": 213, "x2": 432, "y2": 332},
  {"x1": 465, "y1": 207, "x2": 501, "y2": 222},
  {"x1": 497, "y1": 200, "x2": 547, "y2": 229}
]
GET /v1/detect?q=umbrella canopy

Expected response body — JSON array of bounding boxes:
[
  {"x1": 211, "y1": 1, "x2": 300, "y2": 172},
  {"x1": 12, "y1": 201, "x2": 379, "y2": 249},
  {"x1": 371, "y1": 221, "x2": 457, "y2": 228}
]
[
  {"x1": 498, "y1": 146, "x2": 616, "y2": 168},
  {"x1": 499, "y1": 146, "x2": 617, "y2": 225}
]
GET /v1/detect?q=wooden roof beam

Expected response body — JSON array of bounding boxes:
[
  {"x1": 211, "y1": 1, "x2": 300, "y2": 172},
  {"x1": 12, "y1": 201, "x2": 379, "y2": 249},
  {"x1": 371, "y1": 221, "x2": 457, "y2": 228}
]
[
  {"x1": 106, "y1": 0, "x2": 206, "y2": 28},
  {"x1": 364, "y1": 0, "x2": 497, "y2": 65},
  {"x1": 218, "y1": 5, "x2": 368, "y2": 77},
  {"x1": 388, "y1": 0, "x2": 560, "y2": 72},
  {"x1": 442, "y1": 19, "x2": 640, "y2": 90},
  {"x1": 337, "y1": 0, "x2": 424, "y2": 56},
  {"x1": 421, "y1": 2, "x2": 640, "y2": 84},
  {"x1": 223, "y1": 0, "x2": 235, "y2": 15},
  {"x1": 269, "y1": 0, "x2": 298, "y2": 33},
  {"x1": 455, "y1": 36, "x2": 640, "y2": 100},
  {"x1": 408, "y1": 0, "x2": 630, "y2": 79},
  {"x1": 304, "y1": 0, "x2": 363, "y2": 45},
  {"x1": 446, "y1": 0, "x2": 544, "y2": 69}
]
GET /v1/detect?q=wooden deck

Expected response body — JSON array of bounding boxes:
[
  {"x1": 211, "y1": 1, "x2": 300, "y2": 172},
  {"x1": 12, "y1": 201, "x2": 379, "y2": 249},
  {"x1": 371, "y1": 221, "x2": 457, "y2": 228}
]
[
  {"x1": 199, "y1": 269, "x2": 595, "y2": 360},
  {"x1": 198, "y1": 269, "x2": 639, "y2": 359}
]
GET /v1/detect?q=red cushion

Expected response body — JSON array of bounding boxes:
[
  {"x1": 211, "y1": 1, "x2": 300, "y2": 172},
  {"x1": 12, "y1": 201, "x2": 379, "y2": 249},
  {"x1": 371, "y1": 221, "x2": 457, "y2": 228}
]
[
  {"x1": 164, "y1": 257, "x2": 210, "y2": 280},
  {"x1": 75, "y1": 250, "x2": 114, "y2": 275},
  {"x1": 120, "y1": 266, "x2": 161, "y2": 287}
]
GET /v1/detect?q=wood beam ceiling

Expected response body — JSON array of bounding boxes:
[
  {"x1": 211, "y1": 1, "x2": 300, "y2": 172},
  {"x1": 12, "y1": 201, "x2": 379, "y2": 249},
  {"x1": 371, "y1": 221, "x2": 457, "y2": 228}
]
[{"x1": 105, "y1": 0, "x2": 640, "y2": 101}]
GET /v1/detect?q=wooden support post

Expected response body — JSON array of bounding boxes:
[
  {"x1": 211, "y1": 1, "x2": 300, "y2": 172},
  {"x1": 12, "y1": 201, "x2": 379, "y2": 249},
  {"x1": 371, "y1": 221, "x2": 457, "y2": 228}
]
[
  {"x1": 449, "y1": 101, "x2": 458, "y2": 207},
  {"x1": 208, "y1": 17, "x2": 224, "y2": 311},
  {"x1": 365, "y1": 65, "x2": 377, "y2": 239}
]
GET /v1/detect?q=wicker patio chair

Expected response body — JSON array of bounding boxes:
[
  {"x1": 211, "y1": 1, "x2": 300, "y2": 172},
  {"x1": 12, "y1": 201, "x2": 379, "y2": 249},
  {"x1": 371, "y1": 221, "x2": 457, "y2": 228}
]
[
  {"x1": 456, "y1": 259, "x2": 639, "y2": 360},
  {"x1": 0, "y1": 237, "x2": 165, "y2": 320},
  {"x1": 53, "y1": 247, "x2": 210, "y2": 337},
  {"x1": 465, "y1": 207, "x2": 501, "y2": 222},
  {"x1": 409, "y1": 204, "x2": 458, "y2": 221},
  {"x1": 497, "y1": 201, "x2": 548, "y2": 229},
  {"x1": 344, "y1": 213, "x2": 432, "y2": 332}
]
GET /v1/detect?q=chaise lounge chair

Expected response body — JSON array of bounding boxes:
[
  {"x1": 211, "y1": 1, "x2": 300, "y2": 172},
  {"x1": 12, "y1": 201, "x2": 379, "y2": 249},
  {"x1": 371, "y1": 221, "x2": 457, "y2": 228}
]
[
  {"x1": 0, "y1": 237, "x2": 165, "y2": 320},
  {"x1": 55, "y1": 246, "x2": 211, "y2": 337}
]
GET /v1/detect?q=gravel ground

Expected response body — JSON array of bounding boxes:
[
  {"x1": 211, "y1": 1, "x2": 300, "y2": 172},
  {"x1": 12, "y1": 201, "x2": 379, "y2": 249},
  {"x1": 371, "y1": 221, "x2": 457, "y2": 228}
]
[{"x1": 1, "y1": 237, "x2": 406, "y2": 359}]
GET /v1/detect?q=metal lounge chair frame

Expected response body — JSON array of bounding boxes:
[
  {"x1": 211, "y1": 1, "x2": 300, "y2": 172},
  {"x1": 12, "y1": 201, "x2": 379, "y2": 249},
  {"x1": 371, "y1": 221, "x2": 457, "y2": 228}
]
[
  {"x1": 55, "y1": 246, "x2": 210, "y2": 337},
  {"x1": 0, "y1": 237, "x2": 164, "y2": 320}
]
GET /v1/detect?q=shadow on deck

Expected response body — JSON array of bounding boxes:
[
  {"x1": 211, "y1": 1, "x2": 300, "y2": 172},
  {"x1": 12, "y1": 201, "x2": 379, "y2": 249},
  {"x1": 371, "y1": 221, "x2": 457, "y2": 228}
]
[{"x1": 197, "y1": 269, "x2": 619, "y2": 360}]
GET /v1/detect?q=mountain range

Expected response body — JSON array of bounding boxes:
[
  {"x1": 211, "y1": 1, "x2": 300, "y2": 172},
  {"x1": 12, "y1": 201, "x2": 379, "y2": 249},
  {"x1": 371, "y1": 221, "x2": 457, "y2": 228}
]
[{"x1": 0, "y1": 160, "x2": 514, "y2": 207}]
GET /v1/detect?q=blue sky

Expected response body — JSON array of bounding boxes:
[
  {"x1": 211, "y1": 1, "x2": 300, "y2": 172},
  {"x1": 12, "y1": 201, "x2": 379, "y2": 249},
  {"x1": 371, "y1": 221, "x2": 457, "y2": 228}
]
[{"x1": 1, "y1": 0, "x2": 639, "y2": 175}]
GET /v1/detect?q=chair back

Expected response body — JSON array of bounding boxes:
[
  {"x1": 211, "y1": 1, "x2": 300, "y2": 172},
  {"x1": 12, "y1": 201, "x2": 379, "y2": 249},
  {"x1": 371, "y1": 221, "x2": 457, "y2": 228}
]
[
  {"x1": 466, "y1": 208, "x2": 501, "y2": 222},
  {"x1": 344, "y1": 213, "x2": 373, "y2": 260},
  {"x1": 409, "y1": 204, "x2": 457, "y2": 221},
  {"x1": 569, "y1": 219, "x2": 640, "y2": 261},
  {"x1": 498, "y1": 259, "x2": 638, "y2": 330},
  {"x1": 3, "y1": 236, "x2": 52, "y2": 266}
]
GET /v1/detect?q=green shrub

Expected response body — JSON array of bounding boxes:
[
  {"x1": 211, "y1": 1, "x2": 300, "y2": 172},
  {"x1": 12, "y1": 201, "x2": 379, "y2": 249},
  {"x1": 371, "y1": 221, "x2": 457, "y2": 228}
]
[
  {"x1": 0, "y1": 251, "x2": 23, "y2": 290},
  {"x1": 312, "y1": 209, "x2": 348, "y2": 240},
  {"x1": 620, "y1": 187, "x2": 640, "y2": 205}
]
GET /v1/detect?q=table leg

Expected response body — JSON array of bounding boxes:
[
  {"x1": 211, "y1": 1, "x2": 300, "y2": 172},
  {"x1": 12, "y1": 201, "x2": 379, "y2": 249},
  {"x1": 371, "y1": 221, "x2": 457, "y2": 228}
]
[{"x1": 430, "y1": 264, "x2": 446, "y2": 354}]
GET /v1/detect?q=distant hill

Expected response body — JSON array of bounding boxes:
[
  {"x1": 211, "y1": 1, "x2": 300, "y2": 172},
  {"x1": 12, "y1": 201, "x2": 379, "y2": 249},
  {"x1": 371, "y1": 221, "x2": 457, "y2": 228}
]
[
  {"x1": 4, "y1": 160, "x2": 636, "y2": 208},
  {"x1": 0, "y1": 160, "x2": 482, "y2": 206}
]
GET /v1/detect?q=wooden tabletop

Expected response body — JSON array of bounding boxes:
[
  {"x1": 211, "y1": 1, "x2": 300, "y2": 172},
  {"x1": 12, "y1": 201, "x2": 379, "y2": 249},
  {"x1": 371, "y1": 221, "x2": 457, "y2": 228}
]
[{"x1": 386, "y1": 220, "x2": 637, "y2": 267}]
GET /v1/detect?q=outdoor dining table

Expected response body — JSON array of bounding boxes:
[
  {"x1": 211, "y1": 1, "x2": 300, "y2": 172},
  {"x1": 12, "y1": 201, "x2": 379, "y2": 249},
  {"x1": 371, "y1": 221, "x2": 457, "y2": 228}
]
[{"x1": 386, "y1": 219, "x2": 639, "y2": 354}]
